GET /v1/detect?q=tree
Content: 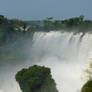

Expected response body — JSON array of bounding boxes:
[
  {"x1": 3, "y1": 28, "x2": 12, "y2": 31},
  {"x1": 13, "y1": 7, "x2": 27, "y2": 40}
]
[
  {"x1": 0, "y1": 15, "x2": 8, "y2": 24},
  {"x1": 81, "y1": 80, "x2": 92, "y2": 92},
  {"x1": 43, "y1": 17, "x2": 54, "y2": 30},
  {"x1": 81, "y1": 60, "x2": 92, "y2": 92},
  {"x1": 15, "y1": 65, "x2": 58, "y2": 92},
  {"x1": 53, "y1": 20, "x2": 62, "y2": 29},
  {"x1": 79, "y1": 15, "x2": 84, "y2": 22}
]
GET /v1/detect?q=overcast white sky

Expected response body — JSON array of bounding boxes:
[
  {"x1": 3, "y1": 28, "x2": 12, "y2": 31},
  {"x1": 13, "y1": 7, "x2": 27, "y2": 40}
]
[{"x1": 0, "y1": 0, "x2": 92, "y2": 20}]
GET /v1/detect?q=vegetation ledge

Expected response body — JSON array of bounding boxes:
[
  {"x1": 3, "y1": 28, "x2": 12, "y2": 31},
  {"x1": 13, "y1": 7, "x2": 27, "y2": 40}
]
[{"x1": 15, "y1": 65, "x2": 58, "y2": 92}]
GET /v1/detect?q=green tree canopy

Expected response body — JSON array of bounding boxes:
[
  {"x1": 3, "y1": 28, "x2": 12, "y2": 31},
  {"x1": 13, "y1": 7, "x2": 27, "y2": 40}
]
[
  {"x1": 15, "y1": 65, "x2": 58, "y2": 92},
  {"x1": 81, "y1": 80, "x2": 92, "y2": 92}
]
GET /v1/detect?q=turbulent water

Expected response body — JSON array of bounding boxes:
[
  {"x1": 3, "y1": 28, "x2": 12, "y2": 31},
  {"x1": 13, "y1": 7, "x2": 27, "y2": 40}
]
[{"x1": 0, "y1": 31, "x2": 92, "y2": 92}]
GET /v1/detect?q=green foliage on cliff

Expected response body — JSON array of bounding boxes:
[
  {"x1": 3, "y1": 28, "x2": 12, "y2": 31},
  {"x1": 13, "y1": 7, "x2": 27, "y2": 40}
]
[
  {"x1": 0, "y1": 15, "x2": 29, "y2": 44},
  {"x1": 28, "y1": 15, "x2": 92, "y2": 32},
  {"x1": 0, "y1": 15, "x2": 28, "y2": 31},
  {"x1": 0, "y1": 15, "x2": 92, "y2": 44},
  {"x1": 81, "y1": 80, "x2": 92, "y2": 92},
  {"x1": 15, "y1": 65, "x2": 58, "y2": 92}
]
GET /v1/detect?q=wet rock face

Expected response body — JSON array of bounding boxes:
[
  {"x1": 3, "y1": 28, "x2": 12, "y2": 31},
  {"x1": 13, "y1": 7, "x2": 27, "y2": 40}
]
[
  {"x1": 15, "y1": 65, "x2": 58, "y2": 92},
  {"x1": 81, "y1": 80, "x2": 92, "y2": 92}
]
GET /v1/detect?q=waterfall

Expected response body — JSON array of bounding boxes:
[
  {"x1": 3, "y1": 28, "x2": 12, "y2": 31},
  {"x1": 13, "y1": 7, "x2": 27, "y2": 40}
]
[{"x1": 0, "y1": 31, "x2": 92, "y2": 92}]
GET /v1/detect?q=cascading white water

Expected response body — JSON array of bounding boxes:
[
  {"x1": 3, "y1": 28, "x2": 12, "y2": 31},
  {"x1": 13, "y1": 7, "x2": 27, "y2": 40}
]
[{"x1": 0, "y1": 31, "x2": 92, "y2": 92}]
